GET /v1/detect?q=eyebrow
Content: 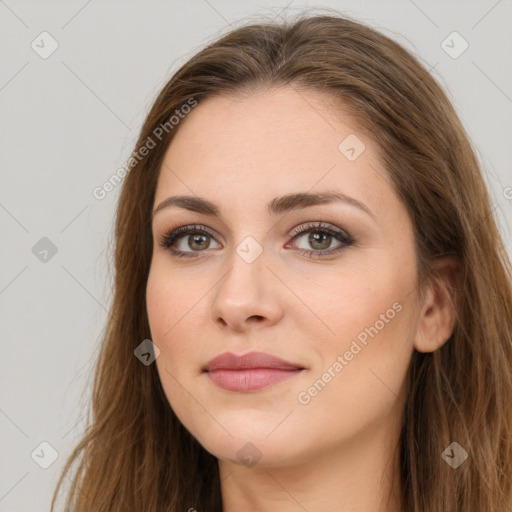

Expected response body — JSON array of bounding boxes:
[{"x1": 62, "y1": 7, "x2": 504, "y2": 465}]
[{"x1": 152, "y1": 190, "x2": 376, "y2": 220}]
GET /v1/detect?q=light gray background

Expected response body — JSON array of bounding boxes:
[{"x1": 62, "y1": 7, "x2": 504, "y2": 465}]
[{"x1": 1, "y1": 1, "x2": 511, "y2": 510}]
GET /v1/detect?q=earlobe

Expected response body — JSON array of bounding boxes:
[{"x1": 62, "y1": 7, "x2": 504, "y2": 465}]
[{"x1": 413, "y1": 256, "x2": 461, "y2": 353}]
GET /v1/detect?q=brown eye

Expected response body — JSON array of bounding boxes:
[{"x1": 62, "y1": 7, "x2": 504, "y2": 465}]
[
  {"x1": 295, "y1": 229, "x2": 346, "y2": 252},
  {"x1": 302, "y1": 231, "x2": 335, "y2": 250},
  {"x1": 159, "y1": 225, "x2": 221, "y2": 258},
  {"x1": 187, "y1": 233, "x2": 211, "y2": 251},
  {"x1": 286, "y1": 221, "x2": 354, "y2": 258}
]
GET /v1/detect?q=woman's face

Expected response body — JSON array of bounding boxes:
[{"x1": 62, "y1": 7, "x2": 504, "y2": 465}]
[{"x1": 146, "y1": 86, "x2": 421, "y2": 468}]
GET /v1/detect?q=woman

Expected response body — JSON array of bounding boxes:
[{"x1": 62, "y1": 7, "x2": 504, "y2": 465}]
[{"x1": 52, "y1": 11, "x2": 512, "y2": 512}]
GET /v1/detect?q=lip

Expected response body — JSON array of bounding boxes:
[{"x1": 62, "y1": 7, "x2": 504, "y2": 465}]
[{"x1": 203, "y1": 351, "x2": 306, "y2": 392}]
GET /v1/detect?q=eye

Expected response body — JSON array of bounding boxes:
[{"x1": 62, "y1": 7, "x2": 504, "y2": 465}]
[
  {"x1": 158, "y1": 221, "x2": 355, "y2": 259},
  {"x1": 285, "y1": 221, "x2": 354, "y2": 258},
  {"x1": 158, "y1": 224, "x2": 220, "y2": 258}
]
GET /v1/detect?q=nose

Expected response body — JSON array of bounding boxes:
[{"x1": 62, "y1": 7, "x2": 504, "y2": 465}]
[{"x1": 210, "y1": 248, "x2": 284, "y2": 332}]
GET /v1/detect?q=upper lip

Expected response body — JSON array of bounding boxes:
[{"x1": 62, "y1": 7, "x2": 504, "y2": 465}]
[{"x1": 203, "y1": 351, "x2": 305, "y2": 372}]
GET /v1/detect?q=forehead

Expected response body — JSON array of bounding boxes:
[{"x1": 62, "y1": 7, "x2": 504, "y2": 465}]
[{"x1": 155, "y1": 87, "x2": 394, "y2": 218}]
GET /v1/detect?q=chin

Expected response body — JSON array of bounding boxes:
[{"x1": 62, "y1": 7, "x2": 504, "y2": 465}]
[
  {"x1": 198, "y1": 433, "x2": 299, "y2": 469},
  {"x1": 181, "y1": 412, "x2": 285, "y2": 462}
]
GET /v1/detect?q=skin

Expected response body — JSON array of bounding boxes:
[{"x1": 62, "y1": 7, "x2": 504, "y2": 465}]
[{"x1": 146, "y1": 86, "x2": 457, "y2": 512}]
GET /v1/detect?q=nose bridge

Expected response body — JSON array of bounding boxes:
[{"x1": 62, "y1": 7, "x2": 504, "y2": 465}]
[
  {"x1": 217, "y1": 240, "x2": 267, "y2": 303},
  {"x1": 211, "y1": 238, "x2": 283, "y2": 328}
]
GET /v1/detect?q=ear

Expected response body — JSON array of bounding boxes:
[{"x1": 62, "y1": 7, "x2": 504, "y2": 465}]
[{"x1": 414, "y1": 256, "x2": 461, "y2": 353}]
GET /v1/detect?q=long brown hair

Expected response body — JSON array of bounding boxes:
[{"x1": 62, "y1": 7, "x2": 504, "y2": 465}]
[{"x1": 52, "y1": 10, "x2": 512, "y2": 511}]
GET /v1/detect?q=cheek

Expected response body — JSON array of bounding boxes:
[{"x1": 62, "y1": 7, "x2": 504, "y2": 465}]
[
  {"x1": 305, "y1": 247, "x2": 416, "y2": 375},
  {"x1": 305, "y1": 258, "x2": 417, "y2": 412},
  {"x1": 294, "y1": 289, "x2": 415, "y2": 449},
  {"x1": 146, "y1": 256, "x2": 218, "y2": 384},
  {"x1": 146, "y1": 262, "x2": 208, "y2": 436},
  {"x1": 300, "y1": 255, "x2": 413, "y2": 346},
  {"x1": 146, "y1": 258, "x2": 199, "y2": 343},
  {"x1": 146, "y1": 261, "x2": 197, "y2": 381}
]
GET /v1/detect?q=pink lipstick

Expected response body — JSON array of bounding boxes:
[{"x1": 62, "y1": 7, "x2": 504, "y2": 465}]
[{"x1": 203, "y1": 351, "x2": 305, "y2": 392}]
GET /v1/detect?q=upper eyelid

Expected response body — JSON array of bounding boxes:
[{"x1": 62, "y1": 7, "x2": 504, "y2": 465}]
[
  {"x1": 159, "y1": 224, "x2": 219, "y2": 247},
  {"x1": 289, "y1": 221, "x2": 351, "y2": 236},
  {"x1": 161, "y1": 221, "x2": 347, "y2": 238}
]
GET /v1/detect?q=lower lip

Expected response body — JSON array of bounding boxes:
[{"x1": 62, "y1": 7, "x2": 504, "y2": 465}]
[{"x1": 206, "y1": 368, "x2": 303, "y2": 392}]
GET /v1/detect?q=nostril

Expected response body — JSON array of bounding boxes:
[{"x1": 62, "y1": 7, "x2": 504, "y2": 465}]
[{"x1": 248, "y1": 315, "x2": 264, "y2": 321}]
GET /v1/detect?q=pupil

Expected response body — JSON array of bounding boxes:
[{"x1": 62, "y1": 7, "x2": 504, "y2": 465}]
[
  {"x1": 309, "y1": 232, "x2": 331, "y2": 249},
  {"x1": 190, "y1": 234, "x2": 209, "y2": 250}
]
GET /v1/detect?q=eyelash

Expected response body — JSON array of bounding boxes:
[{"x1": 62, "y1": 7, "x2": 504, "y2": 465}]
[{"x1": 158, "y1": 221, "x2": 355, "y2": 259}]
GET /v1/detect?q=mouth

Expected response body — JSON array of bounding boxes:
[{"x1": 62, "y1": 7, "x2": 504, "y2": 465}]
[{"x1": 202, "y1": 351, "x2": 306, "y2": 392}]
